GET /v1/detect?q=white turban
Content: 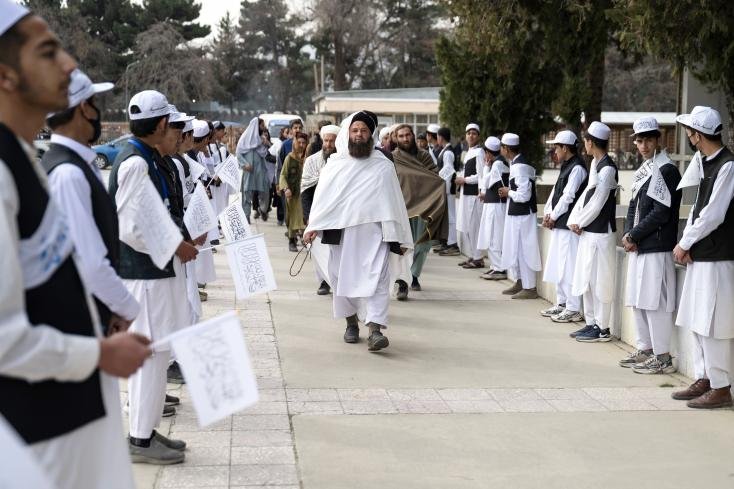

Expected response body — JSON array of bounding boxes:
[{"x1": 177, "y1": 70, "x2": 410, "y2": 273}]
[{"x1": 320, "y1": 124, "x2": 340, "y2": 138}]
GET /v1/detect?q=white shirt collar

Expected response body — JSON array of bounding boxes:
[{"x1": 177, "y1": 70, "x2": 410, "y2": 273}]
[
  {"x1": 511, "y1": 154, "x2": 521, "y2": 163},
  {"x1": 705, "y1": 146, "x2": 725, "y2": 161},
  {"x1": 50, "y1": 134, "x2": 97, "y2": 165}
]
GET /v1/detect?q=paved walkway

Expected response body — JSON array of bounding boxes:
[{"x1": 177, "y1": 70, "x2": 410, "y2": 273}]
[{"x1": 131, "y1": 217, "x2": 734, "y2": 489}]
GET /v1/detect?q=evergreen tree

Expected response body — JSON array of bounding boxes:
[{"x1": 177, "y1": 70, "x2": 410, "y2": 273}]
[
  {"x1": 141, "y1": 0, "x2": 211, "y2": 41},
  {"x1": 211, "y1": 12, "x2": 244, "y2": 112}
]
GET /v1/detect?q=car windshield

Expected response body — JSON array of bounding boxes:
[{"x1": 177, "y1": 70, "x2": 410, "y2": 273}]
[{"x1": 111, "y1": 135, "x2": 131, "y2": 146}]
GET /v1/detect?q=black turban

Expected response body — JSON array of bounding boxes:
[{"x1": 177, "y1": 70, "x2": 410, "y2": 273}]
[{"x1": 350, "y1": 110, "x2": 377, "y2": 134}]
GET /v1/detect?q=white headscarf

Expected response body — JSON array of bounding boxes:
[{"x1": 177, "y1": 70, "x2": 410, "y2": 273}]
[{"x1": 236, "y1": 117, "x2": 266, "y2": 157}]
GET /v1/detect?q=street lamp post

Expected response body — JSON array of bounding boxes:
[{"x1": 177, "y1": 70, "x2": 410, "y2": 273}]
[{"x1": 124, "y1": 60, "x2": 140, "y2": 122}]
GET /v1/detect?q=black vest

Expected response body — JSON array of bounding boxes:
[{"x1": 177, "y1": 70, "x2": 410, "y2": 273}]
[
  {"x1": 690, "y1": 147, "x2": 734, "y2": 261},
  {"x1": 462, "y1": 152, "x2": 479, "y2": 196},
  {"x1": 551, "y1": 155, "x2": 588, "y2": 230},
  {"x1": 439, "y1": 145, "x2": 460, "y2": 195},
  {"x1": 583, "y1": 155, "x2": 618, "y2": 233},
  {"x1": 0, "y1": 124, "x2": 104, "y2": 444},
  {"x1": 507, "y1": 155, "x2": 538, "y2": 216},
  {"x1": 42, "y1": 143, "x2": 120, "y2": 331},
  {"x1": 484, "y1": 156, "x2": 510, "y2": 204},
  {"x1": 108, "y1": 139, "x2": 176, "y2": 279}
]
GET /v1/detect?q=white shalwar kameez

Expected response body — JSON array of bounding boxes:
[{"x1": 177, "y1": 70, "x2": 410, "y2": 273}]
[
  {"x1": 568, "y1": 159, "x2": 618, "y2": 328},
  {"x1": 477, "y1": 158, "x2": 509, "y2": 271},
  {"x1": 115, "y1": 155, "x2": 189, "y2": 440},
  {"x1": 438, "y1": 146, "x2": 457, "y2": 245},
  {"x1": 542, "y1": 164, "x2": 587, "y2": 311},
  {"x1": 306, "y1": 113, "x2": 413, "y2": 329},
  {"x1": 676, "y1": 153, "x2": 734, "y2": 389},
  {"x1": 0, "y1": 147, "x2": 135, "y2": 489},
  {"x1": 195, "y1": 151, "x2": 217, "y2": 284},
  {"x1": 456, "y1": 146, "x2": 485, "y2": 260},
  {"x1": 500, "y1": 157, "x2": 541, "y2": 288}
]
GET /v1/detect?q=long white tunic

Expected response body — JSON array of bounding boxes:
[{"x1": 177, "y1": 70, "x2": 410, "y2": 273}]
[
  {"x1": 542, "y1": 165, "x2": 587, "y2": 284},
  {"x1": 500, "y1": 157, "x2": 541, "y2": 272},
  {"x1": 115, "y1": 155, "x2": 189, "y2": 343},
  {"x1": 456, "y1": 146, "x2": 485, "y2": 234},
  {"x1": 676, "y1": 157, "x2": 734, "y2": 338},
  {"x1": 625, "y1": 252, "x2": 676, "y2": 311},
  {"x1": 0, "y1": 144, "x2": 134, "y2": 489},
  {"x1": 329, "y1": 223, "x2": 390, "y2": 298},
  {"x1": 568, "y1": 162, "x2": 617, "y2": 300},
  {"x1": 477, "y1": 159, "x2": 508, "y2": 251}
]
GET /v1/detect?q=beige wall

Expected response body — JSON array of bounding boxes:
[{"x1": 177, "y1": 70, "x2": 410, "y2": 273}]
[{"x1": 315, "y1": 98, "x2": 439, "y2": 115}]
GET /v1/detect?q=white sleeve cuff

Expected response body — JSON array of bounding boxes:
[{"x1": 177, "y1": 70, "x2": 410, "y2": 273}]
[{"x1": 59, "y1": 336, "x2": 100, "y2": 382}]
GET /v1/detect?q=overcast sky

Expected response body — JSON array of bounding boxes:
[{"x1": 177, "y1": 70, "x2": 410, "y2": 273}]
[{"x1": 197, "y1": 0, "x2": 309, "y2": 37}]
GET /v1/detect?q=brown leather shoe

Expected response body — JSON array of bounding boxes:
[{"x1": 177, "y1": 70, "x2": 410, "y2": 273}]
[
  {"x1": 502, "y1": 280, "x2": 523, "y2": 295},
  {"x1": 671, "y1": 378, "x2": 710, "y2": 400},
  {"x1": 686, "y1": 386, "x2": 733, "y2": 409}
]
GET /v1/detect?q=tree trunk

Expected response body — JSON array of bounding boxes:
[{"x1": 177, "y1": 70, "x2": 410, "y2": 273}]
[
  {"x1": 333, "y1": 35, "x2": 347, "y2": 91},
  {"x1": 584, "y1": 51, "x2": 605, "y2": 129}
]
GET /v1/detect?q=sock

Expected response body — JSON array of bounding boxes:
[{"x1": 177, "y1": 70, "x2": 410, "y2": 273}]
[
  {"x1": 657, "y1": 352, "x2": 671, "y2": 362},
  {"x1": 129, "y1": 435, "x2": 152, "y2": 447}
]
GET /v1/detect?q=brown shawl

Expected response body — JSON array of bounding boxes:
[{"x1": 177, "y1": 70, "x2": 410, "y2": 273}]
[{"x1": 392, "y1": 147, "x2": 448, "y2": 243}]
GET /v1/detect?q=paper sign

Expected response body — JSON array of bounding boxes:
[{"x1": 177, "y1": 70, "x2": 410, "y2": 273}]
[
  {"x1": 187, "y1": 156, "x2": 207, "y2": 181},
  {"x1": 0, "y1": 416, "x2": 56, "y2": 489},
  {"x1": 184, "y1": 183, "x2": 218, "y2": 240},
  {"x1": 134, "y1": 179, "x2": 182, "y2": 269},
  {"x1": 438, "y1": 164, "x2": 455, "y2": 180},
  {"x1": 215, "y1": 155, "x2": 242, "y2": 191},
  {"x1": 219, "y1": 201, "x2": 252, "y2": 242},
  {"x1": 157, "y1": 312, "x2": 259, "y2": 427},
  {"x1": 225, "y1": 234, "x2": 277, "y2": 299}
]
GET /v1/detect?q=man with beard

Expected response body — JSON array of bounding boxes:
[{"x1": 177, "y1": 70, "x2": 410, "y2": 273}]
[
  {"x1": 280, "y1": 131, "x2": 309, "y2": 252},
  {"x1": 43, "y1": 69, "x2": 139, "y2": 336},
  {"x1": 277, "y1": 119, "x2": 304, "y2": 226},
  {"x1": 392, "y1": 124, "x2": 446, "y2": 295},
  {"x1": 454, "y1": 123, "x2": 486, "y2": 269},
  {"x1": 0, "y1": 4, "x2": 151, "y2": 487},
  {"x1": 304, "y1": 111, "x2": 412, "y2": 352},
  {"x1": 237, "y1": 117, "x2": 272, "y2": 222},
  {"x1": 301, "y1": 124, "x2": 339, "y2": 296}
]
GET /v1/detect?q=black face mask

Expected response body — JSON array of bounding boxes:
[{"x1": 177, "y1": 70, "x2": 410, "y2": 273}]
[{"x1": 84, "y1": 101, "x2": 102, "y2": 144}]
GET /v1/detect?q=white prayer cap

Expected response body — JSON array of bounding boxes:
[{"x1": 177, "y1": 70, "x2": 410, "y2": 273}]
[
  {"x1": 192, "y1": 119, "x2": 210, "y2": 138},
  {"x1": 484, "y1": 136, "x2": 500, "y2": 152},
  {"x1": 183, "y1": 120, "x2": 193, "y2": 133},
  {"x1": 379, "y1": 126, "x2": 391, "y2": 140},
  {"x1": 545, "y1": 130, "x2": 577, "y2": 145},
  {"x1": 501, "y1": 133, "x2": 520, "y2": 146},
  {"x1": 169, "y1": 107, "x2": 194, "y2": 124},
  {"x1": 676, "y1": 105, "x2": 723, "y2": 135},
  {"x1": 65, "y1": 69, "x2": 113, "y2": 109},
  {"x1": 465, "y1": 123, "x2": 480, "y2": 134},
  {"x1": 128, "y1": 90, "x2": 175, "y2": 120},
  {"x1": 631, "y1": 116, "x2": 659, "y2": 136},
  {"x1": 319, "y1": 124, "x2": 340, "y2": 138},
  {"x1": 427, "y1": 123, "x2": 440, "y2": 134},
  {"x1": 0, "y1": 0, "x2": 29, "y2": 37},
  {"x1": 586, "y1": 121, "x2": 610, "y2": 141}
]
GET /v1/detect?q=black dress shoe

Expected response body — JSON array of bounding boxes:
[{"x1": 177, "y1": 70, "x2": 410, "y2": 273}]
[
  {"x1": 165, "y1": 394, "x2": 180, "y2": 407},
  {"x1": 317, "y1": 281, "x2": 331, "y2": 295},
  {"x1": 167, "y1": 362, "x2": 185, "y2": 384},
  {"x1": 395, "y1": 280, "x2": 409, "y2": 301},
  {"x1": 344, "y1": 324, "x2": 359, "y2": 343}
]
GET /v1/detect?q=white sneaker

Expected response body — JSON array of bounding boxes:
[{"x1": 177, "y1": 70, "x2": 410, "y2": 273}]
[
  {"x1": 540, "y1": 304, "x2": 565, "y2": 317},
  {"x1": 551, "y1": 309, "x2": 584, "y2": 323}
]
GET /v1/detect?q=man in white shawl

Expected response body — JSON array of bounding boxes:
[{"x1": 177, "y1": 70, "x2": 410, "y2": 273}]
[
  {"x1": 619, "y1": 117, "x2": 681, "y2": 374},
  {"x1": 303, "y1": 110, "x2": 413, "y2": 352},
  {"x1": 540, "y1": 130, "x2": 587, "y2": 321},
  {"x1": 237, "y1": 117, "x2": 272, "y2": 222},
  {"x1": 567, "y1": 121, "x2": 618, "y2": 343},
  {"x1": 301, "y1": 124, "x2": 339, "y2": 296},
  {"x1": 671, "y1": 106, "x2": 734, "y2": 409},
  {"x1": 497, "y1": 133, "x2": 541, "y2": 299}
]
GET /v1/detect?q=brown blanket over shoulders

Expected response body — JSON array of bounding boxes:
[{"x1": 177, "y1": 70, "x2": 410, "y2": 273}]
[{"x1": 392, "y1": 148, "x2": 448, "y2": 244}]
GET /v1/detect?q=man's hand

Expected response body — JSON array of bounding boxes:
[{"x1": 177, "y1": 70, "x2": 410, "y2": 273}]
[
  {"x1": 303, "y1": 230, "x2": 317, "y2": 244},
  {"x1": 285, "y1": 188, "x2": 292, "y2": 199},
  {"x1": 479, "y1": 192, "x2": 485, "y2": 200},
  {"x1": 244, "y1": 164, "x2": 253, "y2": 173},
  {"x1": 546, "y1": 217, "x2": 555, "y2": 230},
  {"x1": 455, "y1": 176, "x2": 465, "y2": 185},
  {"x1": 98, "y1": 332, "x2": 152, "y2": 378},
  {"x1": 107, "y1": 314, "x2": 133, "y2": 335},
  {"x1": 673, "y1": 244, "x2": 692, "y2": 264},
  {"x1": 498, "y1": 187, "x2": 509, "y2": 198},
  {"x1": 193, "y1": 233, "x2": 207, "y2": 246},
  {"x1": 175, "y1": 240, "x2": 199, "y2": 263},
  {"x1": 622, "y1": 235, "x2": 637, "y2": 253},
  {"x1": 569, "y1": 224, "x2": 582, "y2": 235}
]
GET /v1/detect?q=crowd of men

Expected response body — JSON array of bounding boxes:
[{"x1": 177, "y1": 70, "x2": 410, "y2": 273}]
[{"x1": 1, "y1": 1, "x2": 734, "y2": 488}]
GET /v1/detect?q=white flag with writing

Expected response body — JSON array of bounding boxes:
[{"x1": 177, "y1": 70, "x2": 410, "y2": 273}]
[
  {"x1": 219, "y1": 200, "x2": 252, "y2": 242},
  {"x1": 215, "y1": 154, "x2": 242, "y2": 191},
  {"x1": 131, "y1": 179, "x2": 182, "y2": 269},
  {"x1": 153, "y1": 312, "x2": 259, "y2": 427},
  {"x1": 184, "y1": 183, "x2": 218, "y2": 240},
  {"x1": 225, "y1": 234, "x2": 277, "y2": 299}
]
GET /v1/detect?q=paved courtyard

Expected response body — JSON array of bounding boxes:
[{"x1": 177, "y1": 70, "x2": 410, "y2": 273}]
[{"x1": 130, "y1": 217, "x2": 734, "y2": 489}]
